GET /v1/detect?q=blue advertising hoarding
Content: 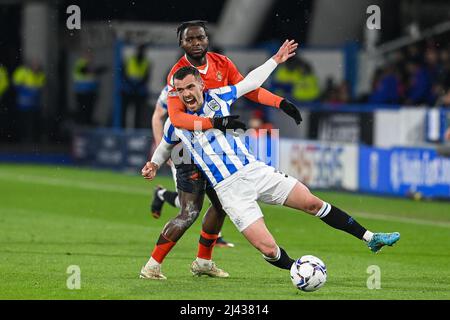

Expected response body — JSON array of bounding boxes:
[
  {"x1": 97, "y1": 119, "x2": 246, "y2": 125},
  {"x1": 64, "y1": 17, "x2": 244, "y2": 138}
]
[{"x1": 359, "y1": 145, "x2": 450, "y2": 199}]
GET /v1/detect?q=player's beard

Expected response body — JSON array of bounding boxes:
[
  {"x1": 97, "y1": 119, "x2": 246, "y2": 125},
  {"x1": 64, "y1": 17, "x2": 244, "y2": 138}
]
[{"x1": 186, "y1": 46, "x2": 208, "y2": 63}]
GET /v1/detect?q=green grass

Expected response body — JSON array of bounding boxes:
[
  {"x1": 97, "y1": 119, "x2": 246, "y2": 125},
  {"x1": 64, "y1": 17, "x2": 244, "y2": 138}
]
[{"x1": 1, "y1": 164, "x2": 450, "y2": 300}]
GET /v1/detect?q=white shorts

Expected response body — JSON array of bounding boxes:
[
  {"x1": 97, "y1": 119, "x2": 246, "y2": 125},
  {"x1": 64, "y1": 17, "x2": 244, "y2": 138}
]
[{"x1": 214, "y1": 161, "x2": 298, "y2": 232}]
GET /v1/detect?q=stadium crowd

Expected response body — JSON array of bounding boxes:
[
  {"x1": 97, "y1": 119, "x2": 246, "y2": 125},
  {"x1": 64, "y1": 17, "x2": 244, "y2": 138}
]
[
  {"x1": 367, "y1": 39, "x2": 450, "y2": 107},
  {"x1": 270, "y1": 38, "x2": 450, "y2": 107},
  {"x1": 1, "y1": 37, "x2": 450, "y2": 144}
]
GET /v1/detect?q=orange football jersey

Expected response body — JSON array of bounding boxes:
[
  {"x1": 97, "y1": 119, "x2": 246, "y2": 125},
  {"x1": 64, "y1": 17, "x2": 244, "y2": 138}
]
[
  {"x1": 166, "y1": 52, "x2": 243, "y2": 90},
  {"x1": 166, "y1": 52, "x2": 282, "y2": 131}
]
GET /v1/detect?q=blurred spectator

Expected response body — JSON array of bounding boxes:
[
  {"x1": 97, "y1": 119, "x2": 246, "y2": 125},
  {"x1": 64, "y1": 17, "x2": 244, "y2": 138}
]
[
  {"x1": 321, "y1": 77, "x2": 335, "y2": 101},
  {"x1": 272, "y1": 57, "x2": 320, "y2": 103},
  {"x1": 323, "y1": 78, "x2": 351, "y2": 105},
  {"x1": 121, "y1": 44, "x2": 150, "y2": 128},
  {"x1": 292, "y1": 61, "x2": 320, "y2": 102},
  {"x1": 406, "y1": 44, "x2": 421, "y2": 62},
  {"x1": 335, "y1": 81, "x2": 351, "y2": 104},
  {"x1": 73, "y1": 51, "x2": 105, "y2": 126},
  {"x1": 425, "y1": 46, "x2": 444, "y2": 105},
  {"x1": 249, "y1": 109, "x2": 274, "y2": 134},
  {"x1": 272, "y1": 58, "x2": 301, "y2": 98},
  {"x1": 365, "y1": 39, "x2": 450, "y2": 106},
  {"x1": 434, "y1": 87, "x2": 450, "y2": 107},
  {"x1": 404, "y1": 58, "x2": 432, "y2": 105},
  {"x1": 368, "y1": 64, "x2": 400, "y2": 104},
  {"x1": 437, "y1": 48, "x2": 450, "y2": 90},
  {"x1": 425, "y1": 47, "x2": 441, "y2": 82},
  {"x1": 0, "y1": 64, "x2": 10, "y2": 139},
  {"x1": 0, "y1": 64, "x2": 8, "y2": 103},
  {"x1": 12, "y1": 60, "x2": 46, "y2": 143},
  {"x1": 445, "y1": 127, "x2": 450, "y2": 141}
]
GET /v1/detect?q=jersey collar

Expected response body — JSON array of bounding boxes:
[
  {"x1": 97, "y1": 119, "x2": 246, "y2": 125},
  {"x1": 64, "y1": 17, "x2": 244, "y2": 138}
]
[{"x1": 184, "y1": 54, "x2": 209, "y2": 75}]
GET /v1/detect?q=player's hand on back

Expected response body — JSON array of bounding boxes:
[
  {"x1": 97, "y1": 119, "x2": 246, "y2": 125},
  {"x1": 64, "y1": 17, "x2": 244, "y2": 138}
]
[
  {"x1": 272, "y1": 40, "x2": 298, "y2": 64},
  {"x1": 141, "y1": 161, "x2": 159, "y2": 180},
  {"x1": 212, "y1": 115, "x2": 247, "y2": 132}
]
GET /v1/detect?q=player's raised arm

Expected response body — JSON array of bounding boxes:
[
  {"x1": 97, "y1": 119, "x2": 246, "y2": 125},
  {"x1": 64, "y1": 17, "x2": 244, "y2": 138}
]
[
  {"x1": 228, "y1": 44, "x2": 302, "y2": 125},
  {"x1": 234, "y1": 40, "x2": 297, "y2": 98}
]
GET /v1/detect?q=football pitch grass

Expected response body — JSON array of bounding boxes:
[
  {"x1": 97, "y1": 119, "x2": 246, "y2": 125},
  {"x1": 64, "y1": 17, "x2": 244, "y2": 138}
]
[{"x1": 1, "y1": 164, "x2": 449, "y2": 300}]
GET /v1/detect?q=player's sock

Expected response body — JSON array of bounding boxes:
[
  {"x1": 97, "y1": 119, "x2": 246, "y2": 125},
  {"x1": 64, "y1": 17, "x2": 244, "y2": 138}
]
[
  {"x1": 362, "y1": 230, "x2": 374, "y2": 242},
  {"x1": 195, "y1": 257, "x2": 213, "y2": 269},
  {"x1": 197, "y1": 231, "x2": 218, "y2": 262},
  {"x1": 317, "y1": 202, "x2": 367, "y2": 240},
  {"x1": 150, "y1": 234, "x2": 176, "y2": 264},
  {"x1": 162, "y1": 191, "x2": 180, "y2": 208},
  {"x1": 174, "y1": 196, "x2": 181, "y2": 209},
  {"x1": 156, "y1": 188, "x2": 166, "y2": 201},
  {"x1": 263, "y1": 246, "x2": 295, "y2": 270},
  {"x1": 144, "y1": 257, "x2": 160, "y2": 268}
]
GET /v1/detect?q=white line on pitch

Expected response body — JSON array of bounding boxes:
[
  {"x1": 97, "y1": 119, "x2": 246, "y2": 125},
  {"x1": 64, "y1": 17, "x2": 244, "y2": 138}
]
[{"x1": 354, "y1": 212, "x2": 450, "y2": 229}]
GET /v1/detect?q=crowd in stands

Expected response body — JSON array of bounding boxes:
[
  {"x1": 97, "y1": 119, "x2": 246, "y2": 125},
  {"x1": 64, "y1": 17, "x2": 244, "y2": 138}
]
[
  {"x1": 368, "y1": 39, "x2": 450, "y2": 107},
  {"x1": 270, "y1": 38, "x2": 450, "y2": 108},
  {"x1": 2, "y1": 37, "x2": 450, "y2": 144}
]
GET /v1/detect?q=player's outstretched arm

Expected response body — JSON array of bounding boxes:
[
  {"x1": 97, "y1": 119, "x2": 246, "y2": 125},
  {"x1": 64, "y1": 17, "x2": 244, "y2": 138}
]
[
  {"x1": 234, "y1": 40, "x2": 297, "y2": 99},
  {"x1": 228, "y1": 43, "x2": 302, "y2": 125}
]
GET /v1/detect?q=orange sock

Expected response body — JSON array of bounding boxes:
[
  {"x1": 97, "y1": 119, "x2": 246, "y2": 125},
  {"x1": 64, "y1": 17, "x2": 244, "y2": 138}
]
[
  {"x1": 151, "y1": 234, "x2": 176, "y2": 264},
  {"x1": 197, "y1": 231, "x2": 219, "y2": 260}
]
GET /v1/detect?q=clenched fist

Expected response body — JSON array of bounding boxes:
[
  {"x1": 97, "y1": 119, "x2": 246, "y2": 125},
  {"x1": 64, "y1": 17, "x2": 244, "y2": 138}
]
[{"x1": 141, "y1": 161, "x2": 159, "y2": 180}]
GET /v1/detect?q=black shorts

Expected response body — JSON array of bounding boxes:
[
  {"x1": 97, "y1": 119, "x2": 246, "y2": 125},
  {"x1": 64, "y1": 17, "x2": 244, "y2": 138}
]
[{"x1": 175, "y1": 164, "x2": 208, "y2": 194}]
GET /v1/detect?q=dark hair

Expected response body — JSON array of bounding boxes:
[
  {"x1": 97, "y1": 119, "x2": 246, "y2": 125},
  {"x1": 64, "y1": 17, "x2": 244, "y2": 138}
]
[
  {"x1": 173, "y1": 66, "x2": 201, "y2": 82},
  {"x1": 176, "y1": 20, "x2": 208, "y2": 44}
]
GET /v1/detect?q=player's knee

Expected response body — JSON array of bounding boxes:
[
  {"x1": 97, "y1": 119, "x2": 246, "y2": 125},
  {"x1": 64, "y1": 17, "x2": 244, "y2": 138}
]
[{"x1": 303, "y1": 195, "x2": 323, "y2": 215}]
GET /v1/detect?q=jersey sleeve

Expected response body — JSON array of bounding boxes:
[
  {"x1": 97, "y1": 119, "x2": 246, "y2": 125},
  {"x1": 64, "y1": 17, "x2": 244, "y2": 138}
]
[
  {"x1": 209, "y1": 85, "x2": 238, "y2": 107},
  {"x1": 162, "y1": 118, "x2": 180, "y2": 145},
  {"x1": 157, "y1": 85, "x2": 168, "y2": 110}
]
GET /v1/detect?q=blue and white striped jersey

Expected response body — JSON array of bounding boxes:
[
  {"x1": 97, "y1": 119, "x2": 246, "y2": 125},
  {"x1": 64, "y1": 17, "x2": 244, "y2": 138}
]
[
  {"x1": 163, "y1": 85, "x2": 256, "y2": 187},
  {"x1": 157, "y1": 85, "x2": 169, "y2": 110}
]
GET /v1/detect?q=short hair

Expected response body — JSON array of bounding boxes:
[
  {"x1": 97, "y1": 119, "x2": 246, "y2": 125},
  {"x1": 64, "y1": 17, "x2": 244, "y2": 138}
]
[
  {"x1": 172, "y1": 66, "x2": 201, "y2": 83},
  {"x1": 176, "y1": 20, "x2": 208, "y2": 44}
]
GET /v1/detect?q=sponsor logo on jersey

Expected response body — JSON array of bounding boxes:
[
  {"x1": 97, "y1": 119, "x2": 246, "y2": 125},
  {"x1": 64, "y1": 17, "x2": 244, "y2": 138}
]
[{"x1": 207, "y1": 99, "x2": 221, "y2": 112}]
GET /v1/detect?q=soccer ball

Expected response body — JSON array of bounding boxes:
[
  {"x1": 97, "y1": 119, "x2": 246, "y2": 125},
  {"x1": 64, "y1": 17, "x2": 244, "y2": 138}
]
[{"x1": 290, "y1": 255, "x2": 327, "y2": 292}]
